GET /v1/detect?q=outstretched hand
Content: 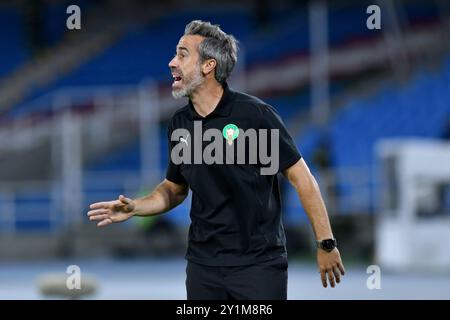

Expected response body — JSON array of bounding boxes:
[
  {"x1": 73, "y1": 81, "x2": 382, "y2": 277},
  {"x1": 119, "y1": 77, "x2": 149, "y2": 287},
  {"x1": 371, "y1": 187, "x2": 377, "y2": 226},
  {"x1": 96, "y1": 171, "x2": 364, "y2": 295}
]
[{"x1": 87, "y1": 195, "x2": 135, "y2": 227}]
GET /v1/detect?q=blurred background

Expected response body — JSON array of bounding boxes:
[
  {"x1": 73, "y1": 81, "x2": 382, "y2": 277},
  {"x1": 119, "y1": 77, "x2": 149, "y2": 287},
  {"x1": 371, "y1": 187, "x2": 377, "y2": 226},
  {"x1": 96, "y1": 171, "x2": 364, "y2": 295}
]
[{"x1": 0, "y1": 0, "x2": 450, "y2": 299}]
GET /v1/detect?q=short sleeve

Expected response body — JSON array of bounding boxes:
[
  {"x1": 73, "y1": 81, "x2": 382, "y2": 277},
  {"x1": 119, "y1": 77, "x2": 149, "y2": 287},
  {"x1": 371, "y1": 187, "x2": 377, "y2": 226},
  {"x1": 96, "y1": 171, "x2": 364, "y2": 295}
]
[
  {"x1": 165, "y1": 121, "x2": 187, "y2": 185},
  {"x1": 259, "y1": 104, "x2": 302, "y2": 173}
]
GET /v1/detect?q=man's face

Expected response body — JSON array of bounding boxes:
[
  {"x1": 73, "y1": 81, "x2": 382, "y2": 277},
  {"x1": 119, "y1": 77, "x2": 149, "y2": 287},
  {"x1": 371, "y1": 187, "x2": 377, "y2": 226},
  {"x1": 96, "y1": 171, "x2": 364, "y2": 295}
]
[{"x1": 169, "y1": 35, "x2": 205, "y2": 99}]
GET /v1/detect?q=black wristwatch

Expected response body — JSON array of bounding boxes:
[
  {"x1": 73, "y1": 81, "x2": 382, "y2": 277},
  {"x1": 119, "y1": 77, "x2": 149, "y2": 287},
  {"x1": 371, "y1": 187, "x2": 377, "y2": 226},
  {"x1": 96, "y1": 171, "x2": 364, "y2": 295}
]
[{"x1": 316, "y1": 238, "x2": 337, "y2": 252}]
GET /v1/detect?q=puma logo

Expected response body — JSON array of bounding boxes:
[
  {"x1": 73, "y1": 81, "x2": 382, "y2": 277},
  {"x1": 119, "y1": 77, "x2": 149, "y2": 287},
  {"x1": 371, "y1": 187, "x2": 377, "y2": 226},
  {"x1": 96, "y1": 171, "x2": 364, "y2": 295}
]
[{"x1": 180, "y1": 133, "x2": 189, "y2": 146}]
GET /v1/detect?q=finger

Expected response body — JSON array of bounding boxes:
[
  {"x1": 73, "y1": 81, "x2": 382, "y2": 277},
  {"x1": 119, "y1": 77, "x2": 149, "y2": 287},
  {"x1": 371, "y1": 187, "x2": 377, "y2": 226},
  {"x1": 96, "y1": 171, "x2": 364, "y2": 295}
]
[
  {"x1": 97, "y1": 218, "x2": 113, "y2": 227},
  {"x1": 327, "y1": 269, "x2": 336, "y2": 288},
  {"x1": 117, "y1": 196, "x2": 134, "y2": 213},
  {"x1": 337, "y1": 262, "x2": 346, "y2": 276},
  {"x1": 87, "y1": 209, "x2": 109, "y2": 217},
  {"x1": 320, "y1": 269, "x2": 327, "y2": 288},
  {"x1": 333, "y1": 266, "x2": 341, "y2": 283},
  {"x1": 119, "y1": 195, "x2": 132, "y2": 204},
  {"x1": 89, "y1": 214, "x2": 110, "y2": 221},
  {"x1": 89, "y1": 202, "x2": 112, "y2": 210}
]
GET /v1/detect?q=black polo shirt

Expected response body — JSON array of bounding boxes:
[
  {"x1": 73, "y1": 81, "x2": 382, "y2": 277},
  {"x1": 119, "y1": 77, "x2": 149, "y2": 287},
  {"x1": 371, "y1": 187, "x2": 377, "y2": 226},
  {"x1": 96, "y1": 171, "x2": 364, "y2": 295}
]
[{"x1": 166, "y1": 83, "x2": 302, "y2": 266}]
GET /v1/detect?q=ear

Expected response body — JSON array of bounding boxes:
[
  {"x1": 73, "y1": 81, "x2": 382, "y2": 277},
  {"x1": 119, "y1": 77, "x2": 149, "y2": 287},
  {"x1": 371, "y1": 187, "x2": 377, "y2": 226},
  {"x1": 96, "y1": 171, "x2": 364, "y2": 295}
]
[{"x1": 201, "y1": 58, "x2": 216, "y2": 75}]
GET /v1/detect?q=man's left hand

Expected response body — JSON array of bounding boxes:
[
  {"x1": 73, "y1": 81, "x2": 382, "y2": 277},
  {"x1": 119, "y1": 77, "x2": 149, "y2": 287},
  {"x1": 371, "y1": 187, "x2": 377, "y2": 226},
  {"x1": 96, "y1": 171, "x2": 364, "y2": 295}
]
[{"x1": 317, "y1": 248, "x2": 345, "y2": 288}]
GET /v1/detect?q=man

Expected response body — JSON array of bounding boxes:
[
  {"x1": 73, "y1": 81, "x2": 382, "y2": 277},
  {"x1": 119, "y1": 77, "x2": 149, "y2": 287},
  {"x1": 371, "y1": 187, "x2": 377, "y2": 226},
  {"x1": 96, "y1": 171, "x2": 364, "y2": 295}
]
[{"x1": 87, "y1": 20, "x2": 345, "y2": 300}]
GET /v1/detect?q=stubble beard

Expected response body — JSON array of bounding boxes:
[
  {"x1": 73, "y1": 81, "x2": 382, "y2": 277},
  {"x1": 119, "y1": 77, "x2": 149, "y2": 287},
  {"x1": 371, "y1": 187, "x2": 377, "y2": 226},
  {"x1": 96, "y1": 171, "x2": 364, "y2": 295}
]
[{"x1": 172, "y1": 65, "x2": 205, "y2": 99}]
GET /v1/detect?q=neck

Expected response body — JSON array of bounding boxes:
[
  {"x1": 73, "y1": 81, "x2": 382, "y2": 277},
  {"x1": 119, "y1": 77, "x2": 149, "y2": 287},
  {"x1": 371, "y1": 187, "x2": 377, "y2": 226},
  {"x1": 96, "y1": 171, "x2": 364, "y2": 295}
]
[{"x1": 190, "y1": 80, "x2": 224, "y2": 117}]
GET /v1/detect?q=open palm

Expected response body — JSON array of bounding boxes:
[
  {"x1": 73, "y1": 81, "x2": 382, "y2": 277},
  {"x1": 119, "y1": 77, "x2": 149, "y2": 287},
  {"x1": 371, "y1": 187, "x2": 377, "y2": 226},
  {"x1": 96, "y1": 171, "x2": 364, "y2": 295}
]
[{"x1": 87, "y1": 195, "x2": 135, "y2": 227}]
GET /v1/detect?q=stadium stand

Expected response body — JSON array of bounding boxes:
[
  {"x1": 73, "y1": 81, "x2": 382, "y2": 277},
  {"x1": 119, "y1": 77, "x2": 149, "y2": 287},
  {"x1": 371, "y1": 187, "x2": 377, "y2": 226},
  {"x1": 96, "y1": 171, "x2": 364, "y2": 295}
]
[{"x1": 0, "y1": 1, "x2": 448, "y2": 233}]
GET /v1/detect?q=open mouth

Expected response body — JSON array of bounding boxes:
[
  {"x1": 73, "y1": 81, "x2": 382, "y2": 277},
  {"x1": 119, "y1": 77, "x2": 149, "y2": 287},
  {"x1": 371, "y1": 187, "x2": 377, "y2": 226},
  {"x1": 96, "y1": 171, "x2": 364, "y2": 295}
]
[{"x1": 172, "y1": 74, "x2": 183, "y2": 86}]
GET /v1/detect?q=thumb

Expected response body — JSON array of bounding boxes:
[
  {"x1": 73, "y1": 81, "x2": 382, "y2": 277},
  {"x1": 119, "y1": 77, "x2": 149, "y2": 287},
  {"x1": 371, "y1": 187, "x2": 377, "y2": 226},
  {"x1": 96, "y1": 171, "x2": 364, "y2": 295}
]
[
  {"x1": 119, "y1": 194, "x2": 132, "y2": 204},
  {"x1": 118, "y1": 194, "x2": 135, "y2": 212}
]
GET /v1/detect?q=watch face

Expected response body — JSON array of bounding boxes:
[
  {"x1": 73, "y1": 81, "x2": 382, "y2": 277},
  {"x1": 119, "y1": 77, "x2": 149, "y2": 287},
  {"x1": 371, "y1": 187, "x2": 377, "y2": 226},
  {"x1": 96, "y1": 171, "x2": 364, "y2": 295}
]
[{"x1": 322, "y1": 239, "x2": 336, "y2": 250}]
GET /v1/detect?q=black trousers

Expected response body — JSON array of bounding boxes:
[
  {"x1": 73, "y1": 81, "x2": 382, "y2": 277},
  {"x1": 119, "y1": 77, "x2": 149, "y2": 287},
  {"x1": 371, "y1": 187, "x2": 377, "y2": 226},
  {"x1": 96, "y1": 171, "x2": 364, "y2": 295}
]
[{"x1": 186, "y1": 256, "x2": 288, "y2": 300}]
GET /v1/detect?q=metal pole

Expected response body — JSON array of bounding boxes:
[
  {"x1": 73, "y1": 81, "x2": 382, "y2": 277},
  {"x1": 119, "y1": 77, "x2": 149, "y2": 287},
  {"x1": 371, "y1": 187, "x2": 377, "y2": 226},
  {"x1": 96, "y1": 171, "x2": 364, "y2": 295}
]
[
  {"x1": 309, "y1": 0, "x2": 330, "y2": 127},
  {"x1": 232, "y1": 44, "x2": 247, "y2": 92},
  {"x1": 376, "y1": 0, "x2": 409, "y2": 79},
  {"x1": 435, "y1": 0, "x2": 450, "y2": 52},
  {"x1": 58, "y1": 98, "x2": 83, "y2": 226},
  {"x1": 0, "y1": 190, "x2": 16, "y2": 235},
  {"x1": 138, "y1": 80, "x2": 160, "y2": 187}
]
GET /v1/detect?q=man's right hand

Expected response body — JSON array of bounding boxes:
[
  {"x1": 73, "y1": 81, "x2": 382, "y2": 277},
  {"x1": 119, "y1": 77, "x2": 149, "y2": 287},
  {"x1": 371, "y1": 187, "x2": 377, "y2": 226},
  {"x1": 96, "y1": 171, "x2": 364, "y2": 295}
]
[{"x1": 87, "y1": 195, "x2": 135, "y2": 227}]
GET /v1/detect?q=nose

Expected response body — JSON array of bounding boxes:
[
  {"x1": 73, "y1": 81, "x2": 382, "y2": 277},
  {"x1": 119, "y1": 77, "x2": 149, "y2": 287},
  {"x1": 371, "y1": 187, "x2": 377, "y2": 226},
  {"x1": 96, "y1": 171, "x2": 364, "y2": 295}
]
[{"x1": 168, "y1": 56, "x2": 177, "y2": 69}]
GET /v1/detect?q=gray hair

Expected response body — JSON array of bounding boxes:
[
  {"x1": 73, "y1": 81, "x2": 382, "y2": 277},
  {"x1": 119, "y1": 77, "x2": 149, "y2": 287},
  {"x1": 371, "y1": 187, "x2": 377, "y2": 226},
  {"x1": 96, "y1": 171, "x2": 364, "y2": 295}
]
[{"x1": 184, "y1": 20, "x2": 238, "y2": 84}]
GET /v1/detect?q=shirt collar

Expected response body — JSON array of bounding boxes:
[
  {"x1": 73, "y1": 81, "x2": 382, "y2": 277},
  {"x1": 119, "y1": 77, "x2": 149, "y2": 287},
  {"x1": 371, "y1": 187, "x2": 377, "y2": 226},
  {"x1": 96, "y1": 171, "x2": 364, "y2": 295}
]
[{"x1": 188, "y1": 82, "x2": 233, "y2": 120}]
